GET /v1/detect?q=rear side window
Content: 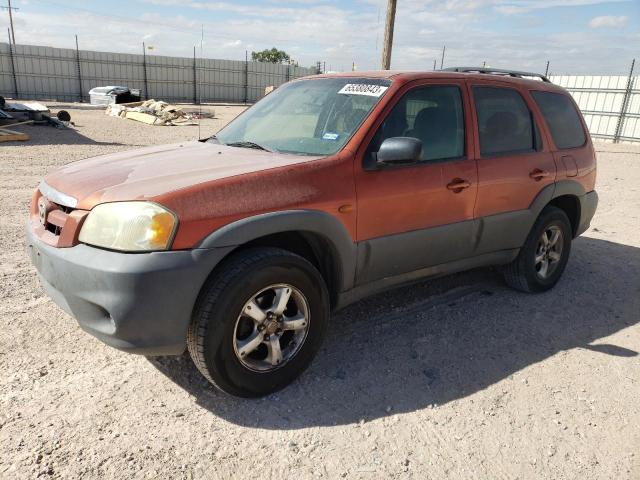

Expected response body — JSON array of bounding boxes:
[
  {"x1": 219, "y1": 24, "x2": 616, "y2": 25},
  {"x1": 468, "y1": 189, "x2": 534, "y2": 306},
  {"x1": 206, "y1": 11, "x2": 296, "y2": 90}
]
[
  {"x1": 531, "y1": 91, "x2": 586, "y2": 149},
  {"x1": 473, "y1": 87, "x2": 538, "y2": 157}
]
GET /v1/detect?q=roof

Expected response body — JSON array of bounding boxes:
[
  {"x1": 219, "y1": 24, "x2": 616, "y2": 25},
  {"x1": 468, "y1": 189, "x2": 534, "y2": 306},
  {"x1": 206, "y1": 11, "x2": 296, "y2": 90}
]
[{"x1": 306, "y1": 70, "x2": 566, "y2": 92}]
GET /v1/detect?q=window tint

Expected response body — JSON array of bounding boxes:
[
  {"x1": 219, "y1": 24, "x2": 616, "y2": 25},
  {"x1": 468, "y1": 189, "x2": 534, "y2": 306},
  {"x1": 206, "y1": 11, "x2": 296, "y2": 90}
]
[
  {"x1": 531, "y1": 91, "x2": 586, "y2": 149},
  {"x1": 368, "y1": 86, "x2": 464, "y2": 162},
  {"x1": 473, "y1": 87, "x2": 537, "y2": 156}
]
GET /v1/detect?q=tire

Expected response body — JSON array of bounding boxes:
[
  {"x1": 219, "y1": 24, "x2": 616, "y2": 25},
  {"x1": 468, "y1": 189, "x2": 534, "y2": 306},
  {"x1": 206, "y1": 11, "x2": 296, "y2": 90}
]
[
  {"x1": 503, "y1": 206, "x2": 572, "y2": 293},
  {"x1": 187, "y1": 247, "x2": 329, "y2": 397}
]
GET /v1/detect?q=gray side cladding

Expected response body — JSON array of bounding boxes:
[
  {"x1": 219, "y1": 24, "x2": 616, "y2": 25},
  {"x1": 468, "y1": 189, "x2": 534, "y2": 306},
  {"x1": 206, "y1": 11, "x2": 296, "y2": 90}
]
[{"x1": 197, "y1": 181, "x2": 593, "y2": 308}]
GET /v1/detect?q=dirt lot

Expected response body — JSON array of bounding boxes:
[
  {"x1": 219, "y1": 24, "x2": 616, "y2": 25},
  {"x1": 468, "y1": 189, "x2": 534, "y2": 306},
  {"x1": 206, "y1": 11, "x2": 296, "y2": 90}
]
[{"x1": 1, "y1": 105, "x2": 639, "y2": 479}]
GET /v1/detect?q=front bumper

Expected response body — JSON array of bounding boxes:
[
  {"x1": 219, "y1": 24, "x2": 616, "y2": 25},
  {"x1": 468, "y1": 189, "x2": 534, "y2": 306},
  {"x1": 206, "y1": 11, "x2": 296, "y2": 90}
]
[{"x1": 26, "y1": 226, "x2": 233, "y2": 355}]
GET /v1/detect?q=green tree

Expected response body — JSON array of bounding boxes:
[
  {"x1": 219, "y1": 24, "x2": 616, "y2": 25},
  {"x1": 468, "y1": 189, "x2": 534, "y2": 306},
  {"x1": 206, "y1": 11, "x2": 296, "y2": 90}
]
[{"x1": 251, "y1": 47, "x2": 291, "y2": 64}]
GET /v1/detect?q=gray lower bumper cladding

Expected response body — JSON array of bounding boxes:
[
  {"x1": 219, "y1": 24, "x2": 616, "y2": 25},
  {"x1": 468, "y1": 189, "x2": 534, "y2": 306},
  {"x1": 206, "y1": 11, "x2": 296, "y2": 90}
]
[{"x1": 26, "y1": 227, "x2": 232, "y2": 355}]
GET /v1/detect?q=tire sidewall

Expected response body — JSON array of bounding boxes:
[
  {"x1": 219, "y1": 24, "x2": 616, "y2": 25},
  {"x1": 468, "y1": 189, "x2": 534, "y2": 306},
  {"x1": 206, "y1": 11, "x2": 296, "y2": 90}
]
[
  {"x1": 523, "y1": 209, "x2": 572, "y2": 291},
  {"x1": 200, "y1": 254, "x2": 328, "y2": 397}
]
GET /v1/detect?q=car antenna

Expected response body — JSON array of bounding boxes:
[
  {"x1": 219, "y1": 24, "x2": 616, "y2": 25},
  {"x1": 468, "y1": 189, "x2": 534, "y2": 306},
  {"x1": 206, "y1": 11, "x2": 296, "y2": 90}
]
[{"x1": 198, "y1": 24, "x2": 204, "y2": 141}]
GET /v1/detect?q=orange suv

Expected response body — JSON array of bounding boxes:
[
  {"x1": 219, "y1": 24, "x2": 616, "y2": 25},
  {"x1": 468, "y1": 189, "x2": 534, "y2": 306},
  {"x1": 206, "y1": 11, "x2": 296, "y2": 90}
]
[{"x1": 27, "y1": 68, "x2": 597, "y2": 397}]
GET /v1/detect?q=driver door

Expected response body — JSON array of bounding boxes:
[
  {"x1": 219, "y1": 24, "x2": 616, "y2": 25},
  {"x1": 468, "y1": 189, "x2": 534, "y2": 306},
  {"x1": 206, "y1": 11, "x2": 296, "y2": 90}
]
[{"x1": 354, "y1": 80, "x2": 478, "y2": 285}]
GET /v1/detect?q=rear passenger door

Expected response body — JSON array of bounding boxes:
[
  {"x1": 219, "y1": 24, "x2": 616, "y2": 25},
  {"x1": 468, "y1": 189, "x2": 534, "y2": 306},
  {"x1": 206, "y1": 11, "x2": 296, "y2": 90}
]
[{"x1": 469, "y1": 81, "x2": 557, "y2": 254}]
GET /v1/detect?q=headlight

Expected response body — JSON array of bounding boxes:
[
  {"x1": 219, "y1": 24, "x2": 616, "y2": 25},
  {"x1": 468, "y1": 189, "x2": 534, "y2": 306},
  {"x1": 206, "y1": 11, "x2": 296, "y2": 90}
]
[{"x1": 79, "y1": 202, "x2": 178, "y2": 252}]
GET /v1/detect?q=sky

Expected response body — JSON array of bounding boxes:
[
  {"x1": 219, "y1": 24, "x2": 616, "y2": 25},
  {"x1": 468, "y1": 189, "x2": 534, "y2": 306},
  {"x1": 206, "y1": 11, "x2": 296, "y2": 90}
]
[{"x1": 2, "y1": 0, "x2": 638, "y2": 74}]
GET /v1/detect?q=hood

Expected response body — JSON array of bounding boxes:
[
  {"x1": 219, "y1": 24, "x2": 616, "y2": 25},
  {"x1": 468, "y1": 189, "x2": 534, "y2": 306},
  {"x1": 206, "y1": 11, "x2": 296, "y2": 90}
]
[{"x1": 43, "y1": 141, "x2": 320, "y2": 210}]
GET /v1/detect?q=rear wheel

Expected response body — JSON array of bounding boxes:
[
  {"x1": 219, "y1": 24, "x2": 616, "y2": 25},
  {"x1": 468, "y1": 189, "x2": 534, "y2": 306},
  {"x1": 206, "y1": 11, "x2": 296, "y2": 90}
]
[
  {"x1": 503, "y1": 206, "x2": 572, "y2": 293},
  {"x1": 187, "y1": 247, "x2": 329, "y2": 397}
]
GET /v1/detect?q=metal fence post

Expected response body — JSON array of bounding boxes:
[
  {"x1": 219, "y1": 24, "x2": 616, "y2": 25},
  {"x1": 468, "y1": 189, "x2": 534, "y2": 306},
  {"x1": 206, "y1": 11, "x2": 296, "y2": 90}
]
[
  {"x1": 193, "y1": 46, "x2": 197, "y2": 104},
  {"x1": 244, "y1": 50, "x2": 249, "y2": 104},
  {"x1": 142, "y1": 42, "x2": 149, "y2": 100},
  {"x1": 75, "y1": 35, "x2": 83, "y2": 102},
  {"x1": 613, "y1": 58, "x2": 636, "y2": 144},
  {"x1": 7, "y1": 28, "x2": 18, "y2": 98}
]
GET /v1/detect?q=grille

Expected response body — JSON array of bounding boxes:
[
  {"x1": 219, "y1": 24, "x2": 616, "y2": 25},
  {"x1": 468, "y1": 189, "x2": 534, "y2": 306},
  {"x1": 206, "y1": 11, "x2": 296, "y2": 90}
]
[
  {"x1": 43, "y1": 199, "x2": 73, "y2": 236},
  {"x1": 33, "y1": 184, "x2": 86, "y2": 248}
]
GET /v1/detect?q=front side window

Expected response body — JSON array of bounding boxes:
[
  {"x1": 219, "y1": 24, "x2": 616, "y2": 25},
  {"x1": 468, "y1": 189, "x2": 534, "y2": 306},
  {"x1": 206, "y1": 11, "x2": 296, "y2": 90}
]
[
  {"x1": 214, "y1": 78, "x2": 391, "y2": 156},
  {"x1": 473, "y1": 86, "x2": 538, "y2": 157},
  {"x1": 531, "y1": 91, "x2": 586, "y2": 149},
  {"x1": 368, "y1": 85, "x2": 465, "y2": 162}
]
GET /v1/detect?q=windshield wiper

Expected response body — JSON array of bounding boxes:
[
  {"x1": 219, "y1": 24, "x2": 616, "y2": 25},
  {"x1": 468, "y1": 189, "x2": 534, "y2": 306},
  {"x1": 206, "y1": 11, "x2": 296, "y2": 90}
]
[{"x1": 226, "y1": 141, "x2": 275, "y2": 152}]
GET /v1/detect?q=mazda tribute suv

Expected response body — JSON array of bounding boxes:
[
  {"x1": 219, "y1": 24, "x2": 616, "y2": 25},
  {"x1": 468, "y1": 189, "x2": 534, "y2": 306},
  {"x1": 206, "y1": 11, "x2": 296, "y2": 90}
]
[{"x1": 27, "y1": 68, "x2": 598, "y2": 397}]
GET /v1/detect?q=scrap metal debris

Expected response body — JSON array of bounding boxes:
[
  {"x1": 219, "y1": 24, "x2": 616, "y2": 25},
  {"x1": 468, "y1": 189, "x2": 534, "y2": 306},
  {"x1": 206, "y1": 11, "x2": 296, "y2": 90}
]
[
  {"x1": 0, "y1": 98, "x2": 69, "y2": 138},
  {"x1": 105, "y1": 99, "x2": 206, "y2": 126},
  {"x1": 89, "y1": 86, "x2": 141, "y2": 106}
]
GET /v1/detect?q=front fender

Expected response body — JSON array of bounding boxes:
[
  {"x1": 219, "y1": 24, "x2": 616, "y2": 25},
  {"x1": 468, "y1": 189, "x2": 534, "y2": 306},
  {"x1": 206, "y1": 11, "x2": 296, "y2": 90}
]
[{"x1": 196, "y1": 210, "x2": 357, "y2": 291}]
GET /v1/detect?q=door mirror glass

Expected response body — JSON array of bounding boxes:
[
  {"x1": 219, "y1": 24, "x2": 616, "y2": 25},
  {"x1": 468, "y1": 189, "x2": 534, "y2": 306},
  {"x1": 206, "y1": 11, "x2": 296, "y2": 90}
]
[{"x1": 375, "y1": 137, "x2": 423, "y2": 167}]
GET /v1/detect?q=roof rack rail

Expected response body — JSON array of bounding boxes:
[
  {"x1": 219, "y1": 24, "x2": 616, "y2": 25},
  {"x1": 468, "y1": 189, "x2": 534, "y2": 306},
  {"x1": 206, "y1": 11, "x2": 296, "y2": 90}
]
[{"x1": 443, "y1": 67, "x2": 551, "y2": 83}]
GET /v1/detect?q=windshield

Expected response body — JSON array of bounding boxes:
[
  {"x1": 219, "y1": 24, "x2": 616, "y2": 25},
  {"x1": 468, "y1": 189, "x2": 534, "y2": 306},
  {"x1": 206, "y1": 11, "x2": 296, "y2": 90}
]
[{"x1": 213, "y1": 78, "x2": 392, "y2": 156}]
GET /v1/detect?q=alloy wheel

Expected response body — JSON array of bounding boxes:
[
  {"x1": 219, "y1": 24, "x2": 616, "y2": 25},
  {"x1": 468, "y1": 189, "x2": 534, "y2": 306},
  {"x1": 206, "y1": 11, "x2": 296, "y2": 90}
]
[
  {"x1": 232, "y1": 284, "x2": 310, "y2": 372},
  {"x1": 534, "y1": 225, "x2": 564, "y2": 279}
]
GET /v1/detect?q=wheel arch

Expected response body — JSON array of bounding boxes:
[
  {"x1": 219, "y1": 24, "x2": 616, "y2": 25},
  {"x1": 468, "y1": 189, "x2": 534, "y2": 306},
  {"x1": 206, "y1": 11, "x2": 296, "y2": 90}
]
[
  {"x1": 531, "y1": 180, "x2": 585, "y2": 238},
  {"x1": 548, "y1": 195, "x2": 580, "y2": 237},
  {"x1": 196, "y1": 210, "x2": 357, "y2": 308}
]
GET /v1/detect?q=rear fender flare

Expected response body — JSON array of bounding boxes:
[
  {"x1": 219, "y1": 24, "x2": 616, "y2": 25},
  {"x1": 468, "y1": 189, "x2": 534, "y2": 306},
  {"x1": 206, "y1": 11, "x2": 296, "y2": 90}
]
[{"x1": 527, "y1": 180, "x2": 587, "y2": 236}]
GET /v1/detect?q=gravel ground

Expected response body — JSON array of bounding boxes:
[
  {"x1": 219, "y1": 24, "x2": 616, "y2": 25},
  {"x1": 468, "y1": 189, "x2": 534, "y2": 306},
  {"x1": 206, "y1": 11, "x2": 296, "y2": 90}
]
[{"x1": 1, "y1": 105, "x2": 639, "y2": 479}]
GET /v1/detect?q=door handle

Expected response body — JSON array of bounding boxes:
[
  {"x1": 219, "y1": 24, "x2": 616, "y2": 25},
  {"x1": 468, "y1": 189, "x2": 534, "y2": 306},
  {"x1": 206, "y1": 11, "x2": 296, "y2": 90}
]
[
  {"x1": 529, "y1": 169, "x2": 550, "y2": 181},
  {"x1": 446, "y1": 178, "x2": 471, "y2": 192}
]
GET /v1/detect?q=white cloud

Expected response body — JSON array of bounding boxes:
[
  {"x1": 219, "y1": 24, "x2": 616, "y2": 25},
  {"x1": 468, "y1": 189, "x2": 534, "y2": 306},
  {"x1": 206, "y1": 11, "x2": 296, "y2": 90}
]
[
  {"x1": 589, "y1": 15, "x2": 629, "y2": 28},
  {"x1": 1, "y1": 0, "x2": 636, "y2": 74},
  {"x1": 493, "y1": 0, "x2": 626, "y2": 14},
  {"x1": 223, "y1": 40, "x2": 242, "y2": 48}
]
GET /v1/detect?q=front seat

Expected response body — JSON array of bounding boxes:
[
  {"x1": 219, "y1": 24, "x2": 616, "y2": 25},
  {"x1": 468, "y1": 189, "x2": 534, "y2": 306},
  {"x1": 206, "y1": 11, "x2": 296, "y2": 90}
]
[{"x1": 406, "y1": 106, "x2": 458, "y2": 160}]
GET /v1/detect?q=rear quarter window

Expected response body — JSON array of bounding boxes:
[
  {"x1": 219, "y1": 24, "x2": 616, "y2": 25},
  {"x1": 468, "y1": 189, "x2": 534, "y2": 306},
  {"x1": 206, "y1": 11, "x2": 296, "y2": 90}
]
[{"x1": 531, "y1": 91, "x2": 586, "y2": 150}]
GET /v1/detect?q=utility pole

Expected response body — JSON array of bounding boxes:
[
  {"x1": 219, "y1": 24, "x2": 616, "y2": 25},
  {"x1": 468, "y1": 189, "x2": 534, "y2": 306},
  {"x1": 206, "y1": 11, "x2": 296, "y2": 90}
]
[
  {"x1": 1, "y1": 0, "x2": 18, "y2": 45},
  {"x1": 440, "y1": 45, "x2": 446, "y2": 70},
  {"x1": 381, "y1": 0, "x2": 397, "y2": 70}
]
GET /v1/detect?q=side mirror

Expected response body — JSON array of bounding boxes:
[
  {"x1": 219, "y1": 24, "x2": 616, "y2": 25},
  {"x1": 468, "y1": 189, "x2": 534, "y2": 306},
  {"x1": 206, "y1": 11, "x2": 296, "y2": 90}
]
[{"x1": 375, "y1": 137, "x2": 423, "y2": 168}]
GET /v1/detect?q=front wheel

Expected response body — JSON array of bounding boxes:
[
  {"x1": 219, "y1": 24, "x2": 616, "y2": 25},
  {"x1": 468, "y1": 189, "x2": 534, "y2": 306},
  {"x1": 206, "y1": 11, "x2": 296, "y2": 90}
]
[
  {"x1": 187, "y1": 247, "x2": 329, "y2": 397},
  {"x1": 503, "y1": 206, "x2": 572, "y2": 293}
]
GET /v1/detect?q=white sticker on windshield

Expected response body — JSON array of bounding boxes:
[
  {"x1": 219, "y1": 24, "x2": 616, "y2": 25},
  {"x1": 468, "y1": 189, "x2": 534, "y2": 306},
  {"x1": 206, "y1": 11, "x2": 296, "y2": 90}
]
[
  {"x1": 338, "y1": 84, "x2": 388, "y2": 97},
  {"x1": 322, "y1": 132, "x2": 340, "y2": 141}
]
